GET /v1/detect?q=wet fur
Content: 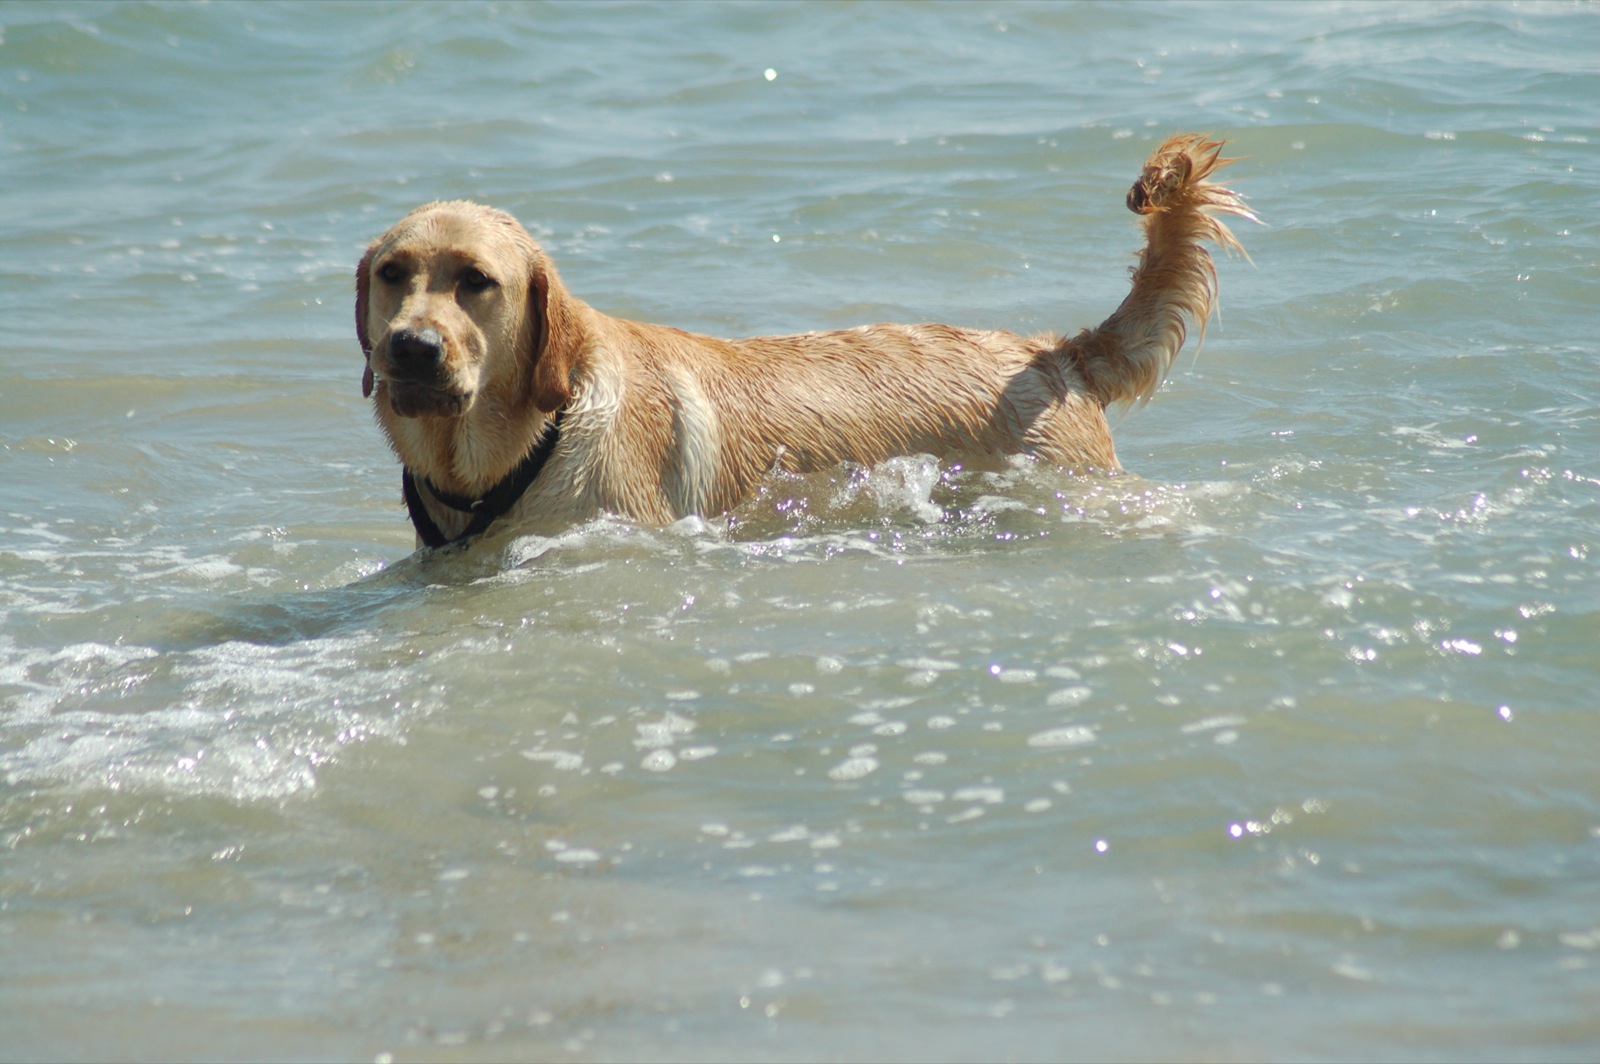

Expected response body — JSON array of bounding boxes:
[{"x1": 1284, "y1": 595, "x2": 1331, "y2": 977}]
[{"x1": 355, "y1": 133, "x2": 1252, "y2": 545}]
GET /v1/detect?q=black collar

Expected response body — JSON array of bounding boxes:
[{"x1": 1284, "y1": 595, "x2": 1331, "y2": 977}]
[{"x1": 402, "y1": 411, "x2": 564, "y2": 549}]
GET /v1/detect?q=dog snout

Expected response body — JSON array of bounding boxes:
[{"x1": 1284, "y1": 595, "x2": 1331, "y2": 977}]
[{"x1": 387, "y1": 326, "x2": 445, "y2": 376}]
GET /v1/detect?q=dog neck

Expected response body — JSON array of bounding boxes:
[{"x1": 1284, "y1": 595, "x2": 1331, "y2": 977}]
[{"x1": 402, "y1": 410, "x2": 565, "y2": 548}]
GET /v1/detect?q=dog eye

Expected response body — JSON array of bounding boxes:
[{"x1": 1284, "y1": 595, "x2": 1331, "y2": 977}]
[
  {"x1": 460, "y1": 268, "x2": 497, "y2": 293},
  {"x1": 376, "y1": 262, "x2": 405, "y2": 284}
]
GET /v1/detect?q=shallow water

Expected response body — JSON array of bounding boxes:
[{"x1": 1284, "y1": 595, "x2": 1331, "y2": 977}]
[{"x1": 3, "y1": 1, "x2": 1599, "y2": 1060}]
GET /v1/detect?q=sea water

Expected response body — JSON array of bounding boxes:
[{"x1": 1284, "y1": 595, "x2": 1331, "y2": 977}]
[{"x1": 2, "y1": 2, "x2": 1598, "y2": 1059}]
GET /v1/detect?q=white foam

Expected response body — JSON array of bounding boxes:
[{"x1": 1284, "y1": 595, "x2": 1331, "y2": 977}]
[
  {"x1": 1, "y1": 630, "x2": 397, "y2": 803},
  {"x1": 1026, "y1": 725, "x2": 1097, "y2": 749},
  {"x1": 827, "y1": 756, "x2": 879, "y2": 781}
]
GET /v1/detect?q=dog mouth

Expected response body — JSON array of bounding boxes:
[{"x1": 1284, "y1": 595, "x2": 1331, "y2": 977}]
[{"x1": 382, "y1": 378, "x2": 473, "y2": 419}]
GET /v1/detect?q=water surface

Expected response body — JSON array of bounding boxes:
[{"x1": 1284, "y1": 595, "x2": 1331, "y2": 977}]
[{"x1": 3, "y1": 2, "x2": 1599, "y2": 1060}]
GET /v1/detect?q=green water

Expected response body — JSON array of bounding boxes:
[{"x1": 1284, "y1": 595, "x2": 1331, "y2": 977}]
[{"x1": 3, "y1": 2, "x2": 1599, "y2": 1059}]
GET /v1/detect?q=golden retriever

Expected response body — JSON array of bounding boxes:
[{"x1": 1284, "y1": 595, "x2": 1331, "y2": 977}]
[{"x1": 355, "y1": 133, "x2": 1251, "y2": 548}]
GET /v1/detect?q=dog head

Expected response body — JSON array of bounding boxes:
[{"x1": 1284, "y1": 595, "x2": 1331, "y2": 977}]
[{"x1": 355, "y1": 201, "x2": 578, "y2": 421}]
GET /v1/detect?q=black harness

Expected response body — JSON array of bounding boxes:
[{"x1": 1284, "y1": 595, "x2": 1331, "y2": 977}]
[{"x1": 402, "y1": 412, "x2": 565, "y2": 549}]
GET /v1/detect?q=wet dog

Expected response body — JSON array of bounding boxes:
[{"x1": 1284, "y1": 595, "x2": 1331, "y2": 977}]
[{"x1": 355, "y1": 133, "x2": 1251, "y2": 548}]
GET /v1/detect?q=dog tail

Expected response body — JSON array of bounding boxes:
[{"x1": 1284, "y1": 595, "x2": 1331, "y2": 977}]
[{"x1": 1059, "y1": 133, "x2": 1254, "y2": 408}]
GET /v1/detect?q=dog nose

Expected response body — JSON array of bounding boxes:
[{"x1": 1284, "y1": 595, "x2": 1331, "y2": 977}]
[{"x1": 388, "y1": 327, "x2": 444, "y2": 373}]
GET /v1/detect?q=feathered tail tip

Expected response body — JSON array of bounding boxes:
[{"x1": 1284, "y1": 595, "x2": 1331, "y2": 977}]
[{"x1": 1126, "y1": 133, "x2": 1255, "y2": 256}]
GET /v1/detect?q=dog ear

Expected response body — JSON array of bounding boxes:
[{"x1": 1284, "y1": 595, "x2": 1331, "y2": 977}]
[
  {"x1": 355, "y1": 243, "x2": 376, "y2": 399},
  {"x1": 526, "y1": 256, "x2": 579, "y2": 413}
]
